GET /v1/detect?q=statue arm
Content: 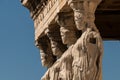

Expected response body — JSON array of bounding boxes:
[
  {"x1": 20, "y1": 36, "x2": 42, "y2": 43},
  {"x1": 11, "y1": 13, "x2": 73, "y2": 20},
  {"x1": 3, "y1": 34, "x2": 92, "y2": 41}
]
[
  {"x1": 85, "y1": 31, "x2": 103, "y2": 80},
  {"x1": 72, "y1": 30, "x2": 103, "y2": 79}
]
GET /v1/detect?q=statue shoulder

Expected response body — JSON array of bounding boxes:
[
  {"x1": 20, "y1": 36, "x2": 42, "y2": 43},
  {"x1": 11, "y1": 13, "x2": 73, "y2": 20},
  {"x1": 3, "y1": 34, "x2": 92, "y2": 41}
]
[{"x1": 41, "y1": 68, "x2": 50, "y2": 80}]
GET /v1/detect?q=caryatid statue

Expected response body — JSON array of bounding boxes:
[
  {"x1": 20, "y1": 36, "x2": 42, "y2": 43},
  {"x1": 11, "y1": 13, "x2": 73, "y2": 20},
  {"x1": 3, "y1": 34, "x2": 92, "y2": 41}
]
[
  {"x1": 41, "y1": 11, "x2": 78, "y2": 80},
  {"x1": 68, "y1": 0, "x2": 103, "y2": 79},
  {"x1": 36, "y1": 36, "x2": 56, "y2": 68},
  {"x1": 41, "y1": 5, "x2": 103, "y2": 78},
  {"x1": 57, "y1": 9, "x2": 103, "y2": 80},
  {"x1": 39, "y1": 0, "x2": 103, "y2": 80},
  {"x1": 21, "y1": 0, "x2": 105, "y2": 80},
  {"x1": 45, "y1": 24, "x2": 67, "y2": 59}
]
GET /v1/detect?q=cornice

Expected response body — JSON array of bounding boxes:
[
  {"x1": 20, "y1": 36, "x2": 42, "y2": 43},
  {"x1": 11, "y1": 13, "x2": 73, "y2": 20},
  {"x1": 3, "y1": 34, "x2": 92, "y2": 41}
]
[{"x1": 21, "y1": 0, "x2": 48, "y2": 20}]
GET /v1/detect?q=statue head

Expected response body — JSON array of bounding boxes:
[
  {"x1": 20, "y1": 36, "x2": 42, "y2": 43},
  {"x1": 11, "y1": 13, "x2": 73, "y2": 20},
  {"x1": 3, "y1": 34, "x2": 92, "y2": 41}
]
[
  {"x1": 68, "y1": 0, "x2": 102, "y2": 32},
  {"x1": 36, "y1": 36, "x2": 56, "y2": 68},
  {"x1": 45, "y1": 24, "x2": 67, "y2": 58},
  {"x1": 56, "y1": 12, "x2": 79, "y2": 46}
]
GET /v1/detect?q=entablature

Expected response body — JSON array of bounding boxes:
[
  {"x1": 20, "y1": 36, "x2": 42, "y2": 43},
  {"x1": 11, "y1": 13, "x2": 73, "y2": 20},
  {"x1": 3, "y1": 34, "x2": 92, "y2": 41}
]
[{"x1": 21, "y1": 0, "x2": 120, "y2": 40}]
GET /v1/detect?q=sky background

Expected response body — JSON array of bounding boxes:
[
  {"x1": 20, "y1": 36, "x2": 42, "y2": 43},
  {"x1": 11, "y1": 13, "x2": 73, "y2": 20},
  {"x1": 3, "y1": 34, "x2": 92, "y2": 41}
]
[{"x1": 0, "y1": 0, "x2": 119, "y2": 80}]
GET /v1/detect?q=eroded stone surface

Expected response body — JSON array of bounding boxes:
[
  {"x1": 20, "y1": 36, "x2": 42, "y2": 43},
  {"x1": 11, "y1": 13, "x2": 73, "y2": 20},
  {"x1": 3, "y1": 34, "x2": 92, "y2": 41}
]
[
  {"x1": 21, "y1": 0, "x2": 104, "y2": 80},
  {"x1": 41, "y1": 2, "x2": 103, "y2": 78}
]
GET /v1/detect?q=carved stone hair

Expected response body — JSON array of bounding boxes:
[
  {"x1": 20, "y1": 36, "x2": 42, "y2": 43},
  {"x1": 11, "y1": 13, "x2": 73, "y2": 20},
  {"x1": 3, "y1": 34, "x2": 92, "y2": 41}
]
[
  {"x1": 56, "y1": 11, "x2": 81, "y2": 39},
  {"x1": 45, "y1": 24, "x2": 67, "y2": 57},
  {"x1": 36, "y1": 35, "x2": 56, "y2": 68}
]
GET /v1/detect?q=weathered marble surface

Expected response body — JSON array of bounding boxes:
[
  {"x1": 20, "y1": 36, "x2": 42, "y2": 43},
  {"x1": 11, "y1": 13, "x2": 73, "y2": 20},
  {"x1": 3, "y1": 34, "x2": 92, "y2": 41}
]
[
  {"x1": 21, "y1": 0, "x2": 104, "y2": 80},
  {"x1": 40, "y1": 1, "x2": 103, "y2": 80}
]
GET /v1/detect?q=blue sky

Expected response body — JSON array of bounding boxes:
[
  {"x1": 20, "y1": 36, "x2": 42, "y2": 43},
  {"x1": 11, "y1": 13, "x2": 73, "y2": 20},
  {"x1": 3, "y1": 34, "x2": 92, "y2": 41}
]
[{"x1": 0, "y1": 0, "x2": 119, "y2": 80}]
